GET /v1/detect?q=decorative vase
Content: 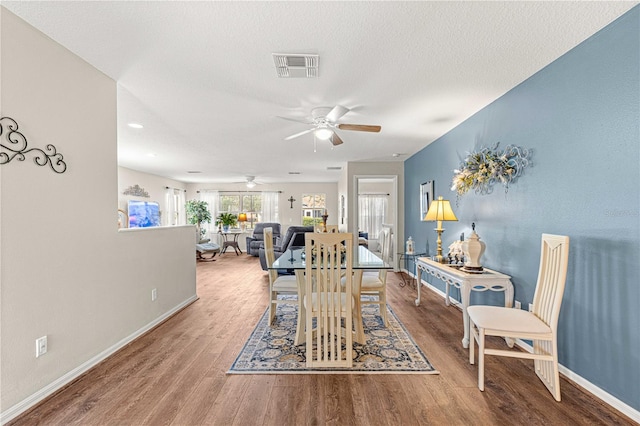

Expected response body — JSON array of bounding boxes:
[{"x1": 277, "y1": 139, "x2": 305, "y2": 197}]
[
  {"x1": 462, "y1": 223, "x2": 485, "y2": 273},
  {"x1": 223, "y1": 225, "x2": 230, "y2": 232}
]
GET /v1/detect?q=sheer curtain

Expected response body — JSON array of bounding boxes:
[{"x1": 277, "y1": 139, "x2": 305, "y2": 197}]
[
  {"x1": 164, "y1": 187, "x2": 176, "y2": 226},
  {"x1": 164, "y1": 188, "x2": 186, "y2": 226},
  {"x1": 358, "y1": 195, "x2": 388, "y2": 239},
  {"x1": 199, "y1": 190, "x2": 219, "y2": 236},
  {"x1": 261, "y1": 192, "x2": 279, "y2": 222}
]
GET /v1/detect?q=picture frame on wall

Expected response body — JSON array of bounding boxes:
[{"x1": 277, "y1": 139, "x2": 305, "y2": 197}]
[{"x1": 420, "y1": 180, "x2": 434, "y2": 221}]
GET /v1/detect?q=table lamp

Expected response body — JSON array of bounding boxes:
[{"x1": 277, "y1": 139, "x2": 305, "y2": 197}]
[
  {"x1": 238, "y1": 212, "x2": 247, "y2": 231},
  {"x1": 424, "y1": 196, "x2": 458, "y2": 263}
]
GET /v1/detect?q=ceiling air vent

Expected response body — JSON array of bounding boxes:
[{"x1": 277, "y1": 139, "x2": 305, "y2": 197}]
[
  {"x1": 273, "y1": 53, "x2": 318, "y2": 78},
  {"x1": 326, "y1": 166, "x2": 342, "y2": 171}
]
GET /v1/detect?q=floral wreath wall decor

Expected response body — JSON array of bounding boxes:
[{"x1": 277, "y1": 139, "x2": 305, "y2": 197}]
[{"x1": 451, "y1": 143, "x2": 531, "y2": 199}]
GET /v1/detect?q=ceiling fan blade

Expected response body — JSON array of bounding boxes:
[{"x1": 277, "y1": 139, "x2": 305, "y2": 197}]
[
  {"x1": 330, "y1": 132, "x2": 344, "y2": 146},
  {"x1": 326, "y1": 105, "x2": 350, "y2": 122},
  {"x1": 284, "y1": 128, "x2": 314, "y2": 140},
  {"x1": 277, "y1": 116, "x2": 312, "y2": 124},
  {"x1": 337, "y1": 123, "x2": 381, "y2": 133}
]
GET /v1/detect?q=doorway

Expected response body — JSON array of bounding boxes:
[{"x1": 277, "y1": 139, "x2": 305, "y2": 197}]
[{"x1": 355, "y1": 176, "x2": 398, "y2": 270}]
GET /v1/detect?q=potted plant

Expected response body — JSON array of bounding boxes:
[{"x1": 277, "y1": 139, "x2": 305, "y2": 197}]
[
  {"x1": 185, "y1": 200, "x2": 212, "y2": 242},
  {"x1": 216, "y1": 212, "x2": 237, "y2": 232}
]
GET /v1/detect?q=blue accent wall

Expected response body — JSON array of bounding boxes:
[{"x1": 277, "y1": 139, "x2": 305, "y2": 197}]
[{"x1": 405, "y1": 7, "x2": 639, "y2": 410}]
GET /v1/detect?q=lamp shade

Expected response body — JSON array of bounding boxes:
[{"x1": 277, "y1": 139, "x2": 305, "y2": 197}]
[
  {"x1": 424, "y1": 196, "x2": 458, "y2": 222},
  {"x1": 238, "y1": 213, "x2": 247, "y2": 222}
]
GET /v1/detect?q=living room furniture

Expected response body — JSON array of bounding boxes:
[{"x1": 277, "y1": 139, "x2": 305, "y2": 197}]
[
  {"x1": 246, "y1": 222, "x2": 280, "y2": 256},
  {"x1": 258, "y1": 225, "x2": 314, "y2": 270},
  {"x1": 468, "y1": 234, "x2": 570, "y2": 401},
  {"x1": 196, "y1": 241, "x2": 220, "y2": 261},
  {"x1": 358, "y1": 231, "x2": 368, "y2": 247},
  {"x1": 263, "y1": 227, "x2": 298, "y2": 326},
  {"x1": 415, "y1": 257, "x2": 514, "y2": 348},
  {"x1": 219, "y1": 230, "x2": 243, "y2": 255}
]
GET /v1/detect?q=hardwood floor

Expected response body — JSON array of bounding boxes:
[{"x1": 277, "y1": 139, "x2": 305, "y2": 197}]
[{"x1": 10, "y1": 253, "x2": 636, "y2": 425}]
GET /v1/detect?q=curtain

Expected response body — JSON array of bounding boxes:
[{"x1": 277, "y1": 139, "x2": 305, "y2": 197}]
[
  {"x1": 164, "y1": 187, "x2": 176, "y2": 226},
  {"x1": 358, "y1": 195, "x2": 388, "y2": 239},
  {"x1": 176, "y1": 190, "x2": 186, "y2": 225},
  {"x1": 164, "y1": 188, "x2": 187, "y2": 226},
  {"x1": 261, "y1": 191, "x2": 279, "y2": 222},
  {"x1": 199, "y1": 190, "x2": 219, "y2": 235}
]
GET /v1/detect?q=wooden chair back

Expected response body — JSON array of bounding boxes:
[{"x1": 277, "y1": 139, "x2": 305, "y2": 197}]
[
  {"x1": 263, "y1": 227, "x2": 278, "y2": 284},
  {"x1": 304, "y1": 232, "x2": 354, "y2": 368}
]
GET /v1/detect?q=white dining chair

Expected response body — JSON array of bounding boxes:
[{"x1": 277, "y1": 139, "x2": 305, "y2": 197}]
[
  {"x1": 264, "y1": 227, "x2": 298, "y2": 326},
  {"x1": 468, "y1": 234, "x2": 570, "y2": 401},
  {"x1": 358, "y1": 227, "x2": 391, "y2": 326},
  {"x1": 299, "y1": 232, "x2": 363, "y2": 368}
]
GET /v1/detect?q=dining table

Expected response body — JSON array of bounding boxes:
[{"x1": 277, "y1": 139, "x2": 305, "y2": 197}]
[{"x1": 270, "y1": 245, "x2": 391, "y2": 281}]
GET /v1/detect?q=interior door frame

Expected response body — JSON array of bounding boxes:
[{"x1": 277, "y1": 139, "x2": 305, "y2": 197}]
[{"x1": 353, "y1": 175, "x2": 398, "y2": 271}]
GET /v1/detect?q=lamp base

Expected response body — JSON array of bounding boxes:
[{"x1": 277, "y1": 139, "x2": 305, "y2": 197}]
[{"x1": 461, "y1": 265, "x2": 484, "y2": 274}]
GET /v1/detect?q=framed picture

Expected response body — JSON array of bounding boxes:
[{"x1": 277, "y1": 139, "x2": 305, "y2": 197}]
[{"x1": 420, "y1": 180, "x2": 434, "y2": 221}]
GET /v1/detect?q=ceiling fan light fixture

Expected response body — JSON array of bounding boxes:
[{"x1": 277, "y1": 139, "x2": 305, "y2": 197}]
[
  {"x1": 314, "y1": 127, "x2": 333, "y2": 140},
  {"x1": 246, "y1": 181, "x2": 256, "y2": 189}
]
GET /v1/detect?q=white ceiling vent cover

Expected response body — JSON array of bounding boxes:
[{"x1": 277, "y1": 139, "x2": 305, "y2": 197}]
[{"x1": 273, "y1": 53, "x2": 318, "y2": 78}]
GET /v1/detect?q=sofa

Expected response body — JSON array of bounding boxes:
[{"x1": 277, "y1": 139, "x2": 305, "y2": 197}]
[
  {"x1": 259, "y1": 225, "x2": 315, "y2": 270},
  {"x1": 246, "y1": 222, "x2": 281, "y2": 256}
]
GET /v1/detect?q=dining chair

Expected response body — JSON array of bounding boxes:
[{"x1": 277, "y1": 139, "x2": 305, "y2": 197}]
[
  {"x1": 358, "y1": 227, "x2": 391, "y2": 326},
  {"x1": 264, "y1": 227, "x2": 298, "y2": 326},
  {"x1": 468, "y1": 234, "x2": 570, "y2": 401},
  {"x1": 299, "y1": 232, "x2": 363, "y2": 368}
]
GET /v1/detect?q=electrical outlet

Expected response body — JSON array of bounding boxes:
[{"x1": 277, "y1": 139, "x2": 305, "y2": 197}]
[
  {"x1": 514, "y1": 300, "x2": 521, "y2": 309},
  {"x1": 36, "y1": 336, "x2": 47, "y2": 357},
  {"x1": 151, "y1": 288, "x2": 157, "y2": 302}
]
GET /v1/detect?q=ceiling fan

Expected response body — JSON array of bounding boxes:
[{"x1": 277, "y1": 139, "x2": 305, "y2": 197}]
[{"x1": 279, "y1": 105, "x2": 381, "y2": 146}]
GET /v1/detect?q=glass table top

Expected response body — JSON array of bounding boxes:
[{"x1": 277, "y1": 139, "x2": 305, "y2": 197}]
[{"x1": 270, "y1": 245, "x2": 390, "y2": 270}]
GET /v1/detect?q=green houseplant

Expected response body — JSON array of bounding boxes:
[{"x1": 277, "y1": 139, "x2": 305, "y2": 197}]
[
  {"x1": 185, "y1": 200, "x2": 212, "y2": 241},
  {"x1": 216, "y1": 212, "x2": 237, "y2": 232}
]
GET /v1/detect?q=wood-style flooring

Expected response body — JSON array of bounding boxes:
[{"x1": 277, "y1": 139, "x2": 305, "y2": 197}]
[{"x1": 9, "y1": 252, "x2": 636, "y2": 425}]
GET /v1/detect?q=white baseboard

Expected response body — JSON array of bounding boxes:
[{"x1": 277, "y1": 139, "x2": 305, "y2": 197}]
[
  {"x1": 0, "y1": 295, "x2": 199, "y2": 425},
  {"x1": 411, "y1": 274, "x2": 640, "y2": 423}
]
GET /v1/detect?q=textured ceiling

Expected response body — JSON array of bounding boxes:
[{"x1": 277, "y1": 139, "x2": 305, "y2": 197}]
[{"x1": 3, "y1": 1, "x2": 637, "y2": 183}]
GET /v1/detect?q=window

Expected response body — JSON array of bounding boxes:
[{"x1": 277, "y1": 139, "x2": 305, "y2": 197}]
[
  {"x1": 301, "y1": 193, "x2": 326, "y2": 226},
  {"x1": 217, "y1": 193, "x2": 267, "y2": 229}
]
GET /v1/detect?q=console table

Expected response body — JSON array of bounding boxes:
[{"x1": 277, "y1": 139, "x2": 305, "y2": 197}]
[
  {"x1": 415, "y1": 257, "x2": 514, "y2": 348},
  {"x1": 397, "y1": 252, "x2": 427, "y2": 288}
]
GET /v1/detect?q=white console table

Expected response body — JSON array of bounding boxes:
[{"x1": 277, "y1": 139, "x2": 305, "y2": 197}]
[{"x1": 415, "y1": 257, "x2": 514, "y2": 348}]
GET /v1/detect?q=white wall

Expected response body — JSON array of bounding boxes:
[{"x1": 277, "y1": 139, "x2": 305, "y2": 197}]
[
  {"x1": 0, "y1": 9, "x2": 196, "y2": 421},
  {"x1": 118, "y1": 166, "x2": 187, "y2": 213}
]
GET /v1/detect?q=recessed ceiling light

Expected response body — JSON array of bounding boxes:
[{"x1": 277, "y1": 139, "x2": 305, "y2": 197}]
[
  {"x1": 128, "y1": 123, "x2": 144, "y2": 129},
  {"x1": 288, "y1": 171, "x2": 301, "y2": 175}
]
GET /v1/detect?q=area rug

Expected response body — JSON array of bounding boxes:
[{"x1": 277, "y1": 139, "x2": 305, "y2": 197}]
[{"x1": 228, "y1": 298, "x2": 438, "y2": 374}]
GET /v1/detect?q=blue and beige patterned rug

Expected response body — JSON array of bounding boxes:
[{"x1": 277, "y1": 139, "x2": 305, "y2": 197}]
[{"x1": 228, "y1": 298, "x2": 438, "y2": 374}]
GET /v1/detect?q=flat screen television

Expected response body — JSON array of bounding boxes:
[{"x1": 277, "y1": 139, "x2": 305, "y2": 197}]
[{"x1": 128, "y1": 200, "x2": 161, "y2": 228}]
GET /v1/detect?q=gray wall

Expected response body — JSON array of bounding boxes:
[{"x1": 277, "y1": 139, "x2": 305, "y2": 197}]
[{"x1": 404, "y1": 7, "x2": 639, "y2": 411}]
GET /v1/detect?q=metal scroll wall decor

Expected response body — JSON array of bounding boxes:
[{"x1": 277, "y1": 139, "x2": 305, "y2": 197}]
[
  {"x1": 0, "y1": 116, "x2": 67, "y2": 174},
  {"x1": 122, "y1": 184, "x2": 150, "y2": 198},
  {"x1": 451, "y1": 142, "x2": 531, "y2": 199}
]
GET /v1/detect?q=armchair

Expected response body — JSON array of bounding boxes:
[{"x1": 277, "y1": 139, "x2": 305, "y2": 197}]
[
  {"x1": 246, "y1": 222, "x2": 281, "y2": 256},
  {"x1": 259, "y1": 225, "x2": 314, "y2": 270}
]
